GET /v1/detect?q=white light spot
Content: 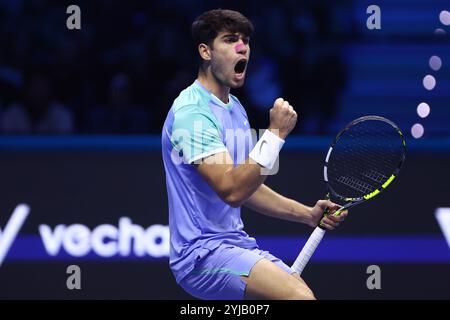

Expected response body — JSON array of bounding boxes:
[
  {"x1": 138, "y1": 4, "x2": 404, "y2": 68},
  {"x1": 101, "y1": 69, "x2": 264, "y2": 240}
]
[
  {"x1": 434, "y1": 28, "x2": 446, "y2": 36},
  {"x1": 429, "y1": 56, "x2": 442, "y2": 71},
  {"x1": 411, "y1": 123, "x2": 424, "y2": 139},
  {"x1": 440, "y1": 10, "x2": 450, "y2": 26},
  {"x1": 417, "y1": 102, "x2": 430, "y2": 118},
  {"x1": 423, "y1": 75, "x2": 436, "y2": 90}
]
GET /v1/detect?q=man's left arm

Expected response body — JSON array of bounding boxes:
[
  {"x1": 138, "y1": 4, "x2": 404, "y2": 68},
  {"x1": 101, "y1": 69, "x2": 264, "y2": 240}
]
[{"x1": 244, "y1": 184, "x2": 347, "y2": 230}]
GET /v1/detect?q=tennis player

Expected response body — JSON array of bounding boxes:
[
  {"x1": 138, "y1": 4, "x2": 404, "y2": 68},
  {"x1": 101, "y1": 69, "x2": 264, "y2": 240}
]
[{"x1": 161, "y1": 9, "x2": 347, "y2": 300}]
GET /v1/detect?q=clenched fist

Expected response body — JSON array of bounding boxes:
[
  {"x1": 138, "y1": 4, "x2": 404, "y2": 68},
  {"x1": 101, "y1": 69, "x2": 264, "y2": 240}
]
[{"x1": 268, "y1": 98, "x2": 298, "y2": 140}]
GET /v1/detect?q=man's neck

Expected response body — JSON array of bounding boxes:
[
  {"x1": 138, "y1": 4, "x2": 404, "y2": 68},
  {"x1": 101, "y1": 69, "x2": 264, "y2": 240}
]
[{"x1": 197, "y1": 69, "x2": 230, "y2": 104}]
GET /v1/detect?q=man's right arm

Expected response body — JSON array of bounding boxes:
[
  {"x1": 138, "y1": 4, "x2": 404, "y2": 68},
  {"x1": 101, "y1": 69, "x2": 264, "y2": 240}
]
[
  {"x1": 196, "y1": 152, "x2": 266, "y2": 208},
  {"x1": 196, "y1": 98, "x2": 297, "y2": 208}
]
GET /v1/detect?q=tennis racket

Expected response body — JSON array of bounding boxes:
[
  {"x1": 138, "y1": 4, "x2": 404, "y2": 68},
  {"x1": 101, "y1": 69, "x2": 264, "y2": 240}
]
[{"x1": 291, "y1": 115, "x2": 406, "y2": 275}]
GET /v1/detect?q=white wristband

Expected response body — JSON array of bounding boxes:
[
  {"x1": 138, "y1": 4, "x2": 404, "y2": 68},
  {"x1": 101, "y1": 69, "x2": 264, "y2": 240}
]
[{"x1": 249, "y1": 130, "x2": 285, "y2": 170}]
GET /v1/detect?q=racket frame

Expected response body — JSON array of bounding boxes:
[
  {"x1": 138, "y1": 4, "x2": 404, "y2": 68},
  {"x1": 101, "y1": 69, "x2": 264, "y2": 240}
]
[
  {"x1": 322, "y1": 116, "x2": 406, "y2": 219},
  {"x1": 292, "y1": 116, "x2": 406, "y2": 274}
]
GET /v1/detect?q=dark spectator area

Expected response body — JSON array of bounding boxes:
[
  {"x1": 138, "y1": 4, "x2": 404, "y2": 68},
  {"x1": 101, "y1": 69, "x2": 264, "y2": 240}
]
[{"x1": 0, "y1": 0, "x2": 448, "y2": 136}]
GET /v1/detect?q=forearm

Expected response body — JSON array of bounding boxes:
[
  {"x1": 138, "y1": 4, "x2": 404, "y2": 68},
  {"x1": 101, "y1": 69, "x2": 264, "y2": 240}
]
[
  {"x1": 198, "y1": 126, "x2": 286, "y2": 207},
  {"x1": 244, "y1": 184, "x2": 313, "y2": 224},
  {"x1": 223, "y1": 158, "x2": 268, "y2": 207},
  {"x1": 198, "y1": 152, "x2": 268, "y2": 207},
  {"x1": 226, "y1": 127, "x2": 287, "y2": 206},
  {"x1": 196, "y1": 97, "x2": 297, "y2": 209}
]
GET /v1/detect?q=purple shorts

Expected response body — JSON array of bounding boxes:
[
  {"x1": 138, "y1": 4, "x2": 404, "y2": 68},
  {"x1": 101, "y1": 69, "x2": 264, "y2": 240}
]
[{"x1": 179, "y1": 244, "x2": 294, "y2": 300}]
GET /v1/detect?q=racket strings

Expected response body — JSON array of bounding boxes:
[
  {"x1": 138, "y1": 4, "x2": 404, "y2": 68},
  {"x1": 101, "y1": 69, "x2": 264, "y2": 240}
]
[
  {"x1": 337, "y1": 175, "x2": 374, "y2": 194},
  {"x1": 327, "y1": 119, "x2": 404, "y2": 199},
  {"x1": 362, "y1": 169, "x2": 388, "y2": 183}
]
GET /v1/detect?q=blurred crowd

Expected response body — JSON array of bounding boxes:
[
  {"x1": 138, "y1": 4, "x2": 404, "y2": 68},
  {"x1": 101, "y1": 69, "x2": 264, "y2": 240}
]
[{"x1": 0, "y1": 0, "x2": 355, "y2": 135}]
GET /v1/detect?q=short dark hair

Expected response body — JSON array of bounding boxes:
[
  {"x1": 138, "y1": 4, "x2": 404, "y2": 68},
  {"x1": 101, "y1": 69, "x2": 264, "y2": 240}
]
[{"x1": 191, "y1": 9, "x2": 254, "y2": 48}]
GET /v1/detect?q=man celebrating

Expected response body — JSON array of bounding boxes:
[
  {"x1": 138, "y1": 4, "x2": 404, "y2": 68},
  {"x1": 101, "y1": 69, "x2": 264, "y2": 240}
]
[{"x1": 161, "y1": 9, "x2": 347, "y2": 300}]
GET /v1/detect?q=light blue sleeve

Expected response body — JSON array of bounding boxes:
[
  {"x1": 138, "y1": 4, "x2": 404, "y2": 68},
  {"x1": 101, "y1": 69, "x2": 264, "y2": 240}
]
[{"x1": 171, "y1": 105, "x2": 227, "y2": 164}]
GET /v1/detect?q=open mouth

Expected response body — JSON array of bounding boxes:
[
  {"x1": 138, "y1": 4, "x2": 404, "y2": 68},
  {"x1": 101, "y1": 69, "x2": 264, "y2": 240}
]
[{"x1": 234, "y1": 59, "x2": 247, "y2": 74}]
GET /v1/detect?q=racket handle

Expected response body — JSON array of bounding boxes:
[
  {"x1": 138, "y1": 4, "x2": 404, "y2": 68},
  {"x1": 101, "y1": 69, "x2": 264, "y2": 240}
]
[{"x1": 291, "y1": 226, "x2": 326, "y2": 275}]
